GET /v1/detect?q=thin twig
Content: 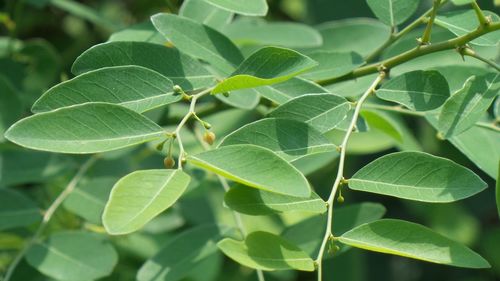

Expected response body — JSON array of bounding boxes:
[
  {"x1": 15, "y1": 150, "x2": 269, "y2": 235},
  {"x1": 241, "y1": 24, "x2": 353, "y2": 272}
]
[{"x1": 420, "y1": 0, "x2": 441, "y2": 45}]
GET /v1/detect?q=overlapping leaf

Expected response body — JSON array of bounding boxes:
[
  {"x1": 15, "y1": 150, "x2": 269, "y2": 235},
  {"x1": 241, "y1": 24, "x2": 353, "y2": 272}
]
[
  {"x1": 257, "y1": 77, "x2": 329, "y2": 105},
  {"x1": 300, "y1": 51, "x2": 363, "y2": 81},
  {"x1": 204, "y1": 0, "x2": 268, "y2": 16},
  {"x1": 366, "y1": 0, "x2": 420, "y2": 26},
  {"x1": 179, "y1": 0, "x2": 233, "y2": 30}
]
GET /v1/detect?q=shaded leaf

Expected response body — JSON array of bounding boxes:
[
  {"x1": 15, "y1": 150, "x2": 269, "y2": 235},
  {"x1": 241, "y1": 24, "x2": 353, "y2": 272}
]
[
  {"x1": 349, "y1": 151, "x2": 487, "y2": 202},
  {"x1": 26, "y1": 232, "x2": 118, "y2": 281},
  {"x1": 438, "y1": 73, "x2": 500, "y2": 138},
  {"x1": 218, "y1": 231, "x2": 315, "y2": 271},
  {"x1": 212, "y1": 47, "x2": 318, "y2": 94},
  {"x1": 376, "y1": 70, "x2": 450, "y2": 111},
  {"x1": 360, "y1": 109, "x2": 404, "y2": 143},
  {"x1": 366, "y1": 0, "x2": 420, "y2": 26},
  {"x1": 268, "y1": 93, "x2": 351, "y2": 133},
  {"x1": 0, "y1": 76, "x2": 23, "y2": 142},
  {"x1": 179, "y1": 0, "x2": 233, "y2": 30},
  {"x1": 300, "y1": 51, "x2": 364, "y2": 81},
  {"x1": 257, "y1": 77, "x2": 329, "y2": 105},
  {"x1": 220, "y1": 118, "x2": 337, "y2": 162},
  {"x1": 339, "y1": 219, "x2": 490, "y2": 268},
  {"x1": 33, "y1": 66, "x2": 180, "y2": 113},
  {"x1": 204, "y1": 0, "x2": 268, "y2": 16},
  {"x1": 0, "y1": 189, "x2": 41, "y2": 231},
  {"x1": 215, "y1": 88, "x2": 260, "y2": 110},
  {"x1": 72, "y1": 41, "x2": 214, "y2": 90},
  {"x1": 224, "y1": 184, "x2": 326, "y2": 216},
  {"x1": 497, "y1": 164, "x2": 500, "y2": 218},
  {"x1": 151, "y1": 13, "x2": 244, "y2": 75},
  {"x1": 187, "y1": 144, "x2": 311, "y2": 197},
  {"x1": 5, "y1": 103, "x2": 164, "y2": 154},
  {"x1": 103, "y1": 169, "x2": 190, "y2": 235}
]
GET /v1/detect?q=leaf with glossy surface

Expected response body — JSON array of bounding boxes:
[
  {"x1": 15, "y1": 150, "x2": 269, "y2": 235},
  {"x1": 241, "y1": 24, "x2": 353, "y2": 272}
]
[
  {"x1": 339, "y1": 219, "x2": 490, "y2": 268},
  {"x1": 0, "y1": 189, "x2": 41, "y2": 230},
  {"x1": 436, "y1": 10, "x2": 500, "y2": 46},
  {"x1": 204, "y1": 0, "x2": 268, "y2": 16},
  {"x1": 151, "y1": 13, "x2": 244, "y2": 75},
  {"x1": 300, "y1": 51, "x2": 364, "y2": 81},
  {"x1": 224, "y1": 184, "x2": 326, "y2": 216},
  {"x1": 187, "y1": 144, "x2": 311, "y2": 197},
  {"x1": 220, "y1": 118, "x2": 337, "y2": 162},
  {"x1": 212, "y1": 47, "x2": 318, "y2": 94},
  {"x1": 103, "y1": 169, "x2": 190, "y2": 235},
  {"x1": 33, "y1": 66, "x2": 180, "y2": 113},
  {"x1": 218, "y1": 231, "x2": 315, "y2": 271},
  {"x1": 438, "y1": 73, "x2": 500, "y2": 138},
  {"x1": 0, "y1": 76, "x2": 22, "y2": 142},
  {"x1": 137, "y1": 225, "x2": 230, "y2": 281},
  {"x1": 376, "y1": 70, "x2": 450, "y2": 111},
  {"x1": 179, "y1": 0, "x2": 233, "y2": 30},
  {"x1": 5, "y1": 103, "x2": 164, "y2": 154},
  {"x1": 268, "y1": 93, "x2": 351, "y2": 133},
  {"x1": 72, "y1": 41, "x2": 214, "y2": 90},
  {"x1": 26, "y1": 232, "x2": 118, "y2": 281},
  {"x1": 366, "y1": 0, "x2": 420, "y2": 26},
  {"x1": 349, "y1": 151, "x2": 487, "y2": 202},
  {"x1": 257, "y1": 77, "x2": 329, "y2": 105}
]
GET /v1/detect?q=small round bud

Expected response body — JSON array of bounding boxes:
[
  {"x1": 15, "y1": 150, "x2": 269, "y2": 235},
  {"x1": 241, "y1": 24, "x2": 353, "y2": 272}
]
[
  {"x1": 163, "y1": 156, "x2": 176, "y2": 169},
  {"x1": 203, "y1": 131, "x2": 216, "y2": 145},
  {"x1": 222, "y1": 92, "x2": 230, "y2": 97},
  {"x1": 337, "y1": 194, "x2": 344, "y2": 203},
  {"x1": 173, "y1": 85, "x2": 183, "y2": 94}
]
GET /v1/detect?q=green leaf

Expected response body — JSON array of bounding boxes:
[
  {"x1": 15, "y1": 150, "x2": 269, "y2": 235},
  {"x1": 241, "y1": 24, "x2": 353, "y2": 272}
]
[
  {"x1": 349, "y1": 151, "x2": 487, "y2": 202},
  {"x1": 179, "y1": 0, "x2": 233, "y2": 30},
  {"x1": 268, "y1": 93, "x2": 351, "y2": 133},
  {"x1": 203, "y1": 0, "x2": 268, "y2": 16},
  {"x1": 215, "y1": 88, "x2": 260, "y2": 110},
  {"x1": 72, "y1": 41, "x2": 214, "y2": 90},
  {"x1": 435, "y1": 10, "x2": 500, "y2": 46},
  {"x1": 360, "y1": 110, "x2": 404, "y2": 143},
  {"x1": 0, "y1": 189, "x2": 41, "y2": 230},
  {"x1": 450, "y1": 0, "x2": 475, "y2": 5},
  {"x1": 339, "y1": 219, "x2": 491, "y2": 268},
  {"x1": 300, "y1": 51, "x2": 364, "y2": 81},
  {"x1": 222, "y1": 19, "x2": 322, "y2": 48},
  {"x1": 497, "y1": 164, "x2": 500, "y2": 218},
  {"x1": 212, "y1": 47, "x2": 318, "y2": 94},
  {"x1": 187, "y1": 144, "x2": 311, "y2": 197},
  {"x1": 151, "y1": 13, "x2": 244, "y2": 75},
  {"x1": 366, "y1": 0, "x2": 420, "y2": 26},
  {"x1": 33, "y1": 66, "x2": 180, "y2": 113},
  {"x1": 257, "y1": 77, "x2": 329, "y2": 105},
  {"x1": 26, "y1": 232, "x2": 118, "y2": 281},
  {"x1": 220, "y1": 118, "x2": 337, "y2": 162},
  {"x1": 317, "y1": 19, "x2": 391, "y2": 57},
  {"x1": 137, "y1": 225, "x2": 230, "y2": 281},
  {"x1": 108, "y1": 21, "x2": 165, "y2": 44},
  {"x1": 102, "y1": 169, "x2": 190, "y2": 235},
  {"x1": 438, "y1": 73, "x2": 500, "y2": 138},
  {"x1": 49, "y1": 0, "x2": 120, "y2": 30},
  {"x1": 376, "y1": 70, "x2": 451, "y2": 111},
  {"x1": 5, "y1": 103, "x2": 165, "y2": 154},
  {"x1": 224, "y1": 184, "x2": 326, "y2": 216},
  {"x1": 218, "y1": 231, "x2": 315, "y2": 271},
  {"x1": 0, "y1": 76, "x2": 22, "y2": 142}
]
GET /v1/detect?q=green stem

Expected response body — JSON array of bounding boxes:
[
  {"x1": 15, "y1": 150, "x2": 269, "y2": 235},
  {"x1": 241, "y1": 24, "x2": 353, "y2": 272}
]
[
  {"x1": 471, "y1": 1, "x2": 489, "y2": 26},
  {"x1": 318, "y1": 22, "x2": 500, "y2": 86},
  {"x1": 3, "y1": 156, "x2": 98, "y2": 281},
  {"x1": 315, "y1": 72, "x2": 386, "y2": 281},
  {"x1": 420, "y1": 0, "x2": 441, "y2": 45},
  {"x1": 461, "y1": 47, "x2": 500, "y2": 72}
]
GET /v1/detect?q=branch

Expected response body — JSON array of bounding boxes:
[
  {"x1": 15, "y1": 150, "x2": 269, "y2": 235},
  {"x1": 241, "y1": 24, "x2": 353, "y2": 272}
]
[
  {"x1": 318, "y1": 22, "x2": 500, "y2": 86},
  {"x1": 3, "y1": 156, "x2": 98, "y2": 281},
  {"x1": 419, "y1": 0, "x2": 441, "y2": 45},
  {"x1": 315, "y1": 72, "x2": 386, "y2": 281}
]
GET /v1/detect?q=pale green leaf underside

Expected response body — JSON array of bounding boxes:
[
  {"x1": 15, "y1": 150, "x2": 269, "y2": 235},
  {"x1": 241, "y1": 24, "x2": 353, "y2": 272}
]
[
  {"x1": 215, "y1": 87, "x2": 260, "y2": 110},
  {"x1": 26, "y1": 232, "x2": 118, "y2": 281},
  {"x1": 0, "y1": 189, "x2": 41, "y2": 231},
  {"x1": 33, "y1": 66, "x2": 180, "y2": 113},
  {"x1": 268, "y1": 93, "x2": 351, "y2": 133},
  {"x1": 187, "y1": 144, "x2": 311, "y2": 197},
  {"x1": 151, "y1": 13, "x2": 244, "y2": 75},
  {"x1": 376, "y1": 70, "x2": 450, "y2": 111},
  {"x1": 219, "y1": 118, "x2": 337, "y2": 162},
  {"x1": 360, "y1": 110, "x2": 404, "y2": 143},
  {"x1": 224, "y1": 184, "x2": 326, "y2": 216},
  {"x1": 218, "y1": 231, "x2": 315, "y2": 271},
  {"x1": 366, "y1": 0, "x2": 420, "y2": 26},
  {"x1": 138, "y1": 225, "x2": 229, "y2": 281},
  {"x1": 257, "y1": 77, "x2": 329, "y2": 105},
  {"x1": 5, "y1": 103, "x2": 164, "y2": 154},
  {"x1": 212, "y1": 47, "x2": 318, "y2": 94},
  {"x1": 349, "y1": 151, "x2": 487, "y2": 202},
  {"x1": 438, "y1": 73, "x2": 500, "y2": 138},
  {"x1": 339, "y1": 219, "x2": 490, "y2": 268},
  {"x1": 103, "y1": 169, "x2": 190, "y2": 235},
  {"x1": 179, "y1": 0, "x2": 233, "y2": 30},
  {"x1": 204, "y1": 0, "x2": 268, "y2": 16},
  {"x1": 436, "y1": 10, "x2": 500, "y2": 46},
  {"x1": 300, "y1": 51, "x2": 364, "y2": 81},
  {"x1": 72, "y1": 41, "x2": 214, "y2": 90}
]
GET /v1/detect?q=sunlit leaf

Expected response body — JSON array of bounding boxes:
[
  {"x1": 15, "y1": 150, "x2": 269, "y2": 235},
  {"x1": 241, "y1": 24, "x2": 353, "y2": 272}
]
[
  {"x1": 179, "y1": 0, "x2": 233, "y2": 30},
  {"x1": 366, "y1": 0, "x2": 420, "y2": 26},
  {"x1": 204, "y1": 0, "x2": 268, "y2": 16}
]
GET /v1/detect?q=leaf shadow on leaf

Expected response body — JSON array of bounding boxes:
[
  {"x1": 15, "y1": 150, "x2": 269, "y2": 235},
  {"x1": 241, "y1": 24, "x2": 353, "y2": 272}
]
[
  {"x1": 403, "y1": 71, "x2": 450, "y2": 111},
  {"x1": 274, "y1": 119, "x2": 312, "y2": 157}
]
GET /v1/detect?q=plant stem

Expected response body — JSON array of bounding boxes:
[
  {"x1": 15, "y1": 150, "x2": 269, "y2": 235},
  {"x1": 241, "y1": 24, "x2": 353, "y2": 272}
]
[
  {"x1": 318, "y1": 22, "x2": 500, "y2": 86},
  {"x1": 420, "y1": 0, "x2": 441, "y2": 45},
  {"x1": 315, "y1": 72, "x2": 386, "y2": 280},
  {"x1": 193, "y1": 128, "x2": 266, "y2": 281},
  {"x1": 173, "y1": 87, "x2": 213, "y2": 169},
  {"x1": 2, "y1": 156, "x2": 98, "y2": 281},
  {"x1": 471, "y1": 1, "x2": 489, "y2": 26},
  {"x1": 461, "y1": 47, "x2": 500, "y2": 72}
]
